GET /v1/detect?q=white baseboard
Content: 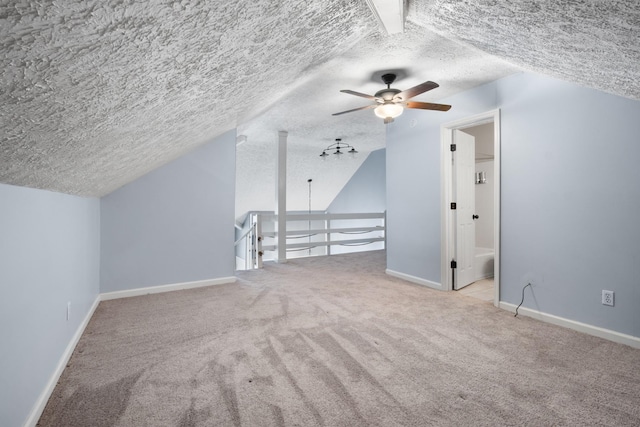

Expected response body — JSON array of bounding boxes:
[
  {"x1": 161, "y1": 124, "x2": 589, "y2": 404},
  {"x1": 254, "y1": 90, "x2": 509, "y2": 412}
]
[
  {"x1": 386, "y1": 269, "x2": 443, "y2": 290},
  {"x1": 24, "y1": 295, "x2": 101, "y2": 427},
  {"x1": 100, "y1": 276, "x2": 237, "y2": 301},
  {"x1": 499, "y1": 302, "x2": 640, "y2": 349}
]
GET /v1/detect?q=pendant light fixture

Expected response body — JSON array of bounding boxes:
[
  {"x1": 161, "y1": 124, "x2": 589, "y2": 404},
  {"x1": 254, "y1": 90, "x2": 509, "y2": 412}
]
[{"x1": 319, "y1": 138, "x2": 357, "y2": 158}]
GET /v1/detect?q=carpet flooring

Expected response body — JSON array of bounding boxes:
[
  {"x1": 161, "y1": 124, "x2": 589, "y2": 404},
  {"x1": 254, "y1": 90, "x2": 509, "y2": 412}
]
[{"x1": 39, "y1": 251, "x2": 640, "y2": 426}]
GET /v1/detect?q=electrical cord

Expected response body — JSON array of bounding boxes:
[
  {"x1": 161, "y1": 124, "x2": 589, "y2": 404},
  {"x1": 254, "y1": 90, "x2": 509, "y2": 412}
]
[{"x1": 515, "y1": 283, "x2": 532, "y2": 317}]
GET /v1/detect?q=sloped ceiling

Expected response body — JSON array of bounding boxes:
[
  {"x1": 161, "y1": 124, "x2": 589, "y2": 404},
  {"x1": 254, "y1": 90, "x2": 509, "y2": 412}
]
[{"x1": 1, "y1": 1, "x2": 638, "y2": 218}]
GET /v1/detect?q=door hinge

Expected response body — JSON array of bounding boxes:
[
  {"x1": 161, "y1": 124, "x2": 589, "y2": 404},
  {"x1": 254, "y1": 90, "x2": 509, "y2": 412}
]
[
  {"x1": 450, "y1": 202, "x2": 457, "y2": 210},
  {"x1": 450, "y1": 144, "x2": 456, "y2": 152},
  {"x1": 451, "y1": 260, "x2": 457, "y2": 269}
]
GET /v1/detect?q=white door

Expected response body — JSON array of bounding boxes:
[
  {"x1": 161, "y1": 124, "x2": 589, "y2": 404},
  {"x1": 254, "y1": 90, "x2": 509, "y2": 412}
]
[{"x1": 453, "y1": 130, "x2": 476, "y2": 290}]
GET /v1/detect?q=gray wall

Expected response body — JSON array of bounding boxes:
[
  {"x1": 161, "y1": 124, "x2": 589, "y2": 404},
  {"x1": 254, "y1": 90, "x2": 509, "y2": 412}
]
[
  {"x1": 100, "y1": 129, "x2": 236, "y2": 292},
  {"x1": 0, "y1": 183, "x2": 100, "y2": 427},
  {"x1": 387, "y1": 72, "x2": 640, "y2": 338},
  {"x1": 328, "y1": 148, "x2": 386, "y2": 213},
  {"x1": 327, "y1": 149, "x2": 386, "y2": 255},
  {"x1": 499, "y1": 73, "x2": 640, "y2": 337}
]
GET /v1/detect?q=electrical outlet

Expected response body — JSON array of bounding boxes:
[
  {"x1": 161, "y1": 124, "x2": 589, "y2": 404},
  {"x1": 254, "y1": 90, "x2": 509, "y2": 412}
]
[
  {"x1": 67, "y1": 301, "x2": 71, "y2": 321},
  {"x1": 602, "y1": 290, "x2": 614, "y2": 307}
]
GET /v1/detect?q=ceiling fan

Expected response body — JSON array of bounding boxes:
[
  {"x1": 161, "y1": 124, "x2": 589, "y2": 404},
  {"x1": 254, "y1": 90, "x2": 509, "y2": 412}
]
[{"x1": 333, "y1": 73, "x2": 451, "y2": 124}]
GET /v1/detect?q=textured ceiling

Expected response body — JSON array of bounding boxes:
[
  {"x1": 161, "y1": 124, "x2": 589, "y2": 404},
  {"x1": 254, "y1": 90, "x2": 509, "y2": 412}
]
[
  {"x1": 410, "y1": 0, "x2": 640, "y2": 100},
  {"x1": 1, "y1": 1, "x2": 638, "y2": 218}
]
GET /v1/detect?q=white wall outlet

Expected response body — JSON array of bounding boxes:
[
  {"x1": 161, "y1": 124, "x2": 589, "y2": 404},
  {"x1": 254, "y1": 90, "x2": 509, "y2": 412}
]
[
  {"x1": 602, "y1": 290, "x2": 614, "y2": 307},
  {"x1": 67, "y1": 301, "x2": 71, "y2": 321}
]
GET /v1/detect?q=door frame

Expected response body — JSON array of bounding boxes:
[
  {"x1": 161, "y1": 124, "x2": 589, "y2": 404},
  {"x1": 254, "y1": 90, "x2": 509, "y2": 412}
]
[{"x1": 440, "y1": 109, "x2": 501, "y2": 306}]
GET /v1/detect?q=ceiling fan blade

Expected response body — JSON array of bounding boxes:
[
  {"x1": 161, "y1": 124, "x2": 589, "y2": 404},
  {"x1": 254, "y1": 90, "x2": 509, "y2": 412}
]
[
  {"x1": 405, "y1": 101, "x2": 452, "y2": 111},
  {"x1": 340, "y1": 89, "x2": 379, "y2": 101},
  {"x1": 394, "y1": 81, "x2": 439, "y2": 101},
  {"x1": 332, "y1": 104, "x2": 376, "y2": 116}
]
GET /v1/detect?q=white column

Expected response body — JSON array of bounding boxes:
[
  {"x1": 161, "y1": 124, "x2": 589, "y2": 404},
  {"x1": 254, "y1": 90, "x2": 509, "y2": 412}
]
[
  {"x1": 325, "y1": 216, "x2": 331, "y2": 255},
  {"x1": 275, "y1": 131, "x2": 288, "y2": 263}
]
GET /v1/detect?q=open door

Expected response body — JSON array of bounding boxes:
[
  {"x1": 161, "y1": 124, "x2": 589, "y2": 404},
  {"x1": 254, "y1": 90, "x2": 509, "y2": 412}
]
[
  {"x1": 453, "y1": 129, "x2": 476, "y2": 290},
  {"x1": 442, "y1": 110, "x2": 500, "y2": 305}
]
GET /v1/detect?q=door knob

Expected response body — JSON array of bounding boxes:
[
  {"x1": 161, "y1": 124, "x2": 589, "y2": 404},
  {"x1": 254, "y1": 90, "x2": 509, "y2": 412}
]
[{"x1": 472, "y1": 214, "x2": 479, "y2": 220}]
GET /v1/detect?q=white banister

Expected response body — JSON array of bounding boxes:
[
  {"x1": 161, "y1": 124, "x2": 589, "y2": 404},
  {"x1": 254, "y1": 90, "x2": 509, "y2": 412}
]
[{"x1": 235, "y1": 211, "x2": 385, "y2": 270}]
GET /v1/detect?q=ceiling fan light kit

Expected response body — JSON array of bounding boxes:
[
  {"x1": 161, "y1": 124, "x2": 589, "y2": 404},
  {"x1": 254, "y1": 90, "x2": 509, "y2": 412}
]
[
  {"x1": 333, "y1": 73, "x2": 452, "y2": 124},
  {"x1": 374, "y1": 103, "x2": 403, "y2": 121}
]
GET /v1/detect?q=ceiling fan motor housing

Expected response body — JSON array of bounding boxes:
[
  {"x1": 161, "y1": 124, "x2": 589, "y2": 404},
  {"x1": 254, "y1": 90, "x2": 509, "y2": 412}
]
[
  {"x1": 377, "y1": 73, "x2": 401, "y2": 101},
  {"x1": 374, "y1": 88, "x2": 401, "y2": 101}
]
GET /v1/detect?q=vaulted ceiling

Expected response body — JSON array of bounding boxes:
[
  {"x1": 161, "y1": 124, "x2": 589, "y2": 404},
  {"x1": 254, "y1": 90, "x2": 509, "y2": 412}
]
[{"x1": 1, "y1": 1, "x2": 638, "y2": 217}]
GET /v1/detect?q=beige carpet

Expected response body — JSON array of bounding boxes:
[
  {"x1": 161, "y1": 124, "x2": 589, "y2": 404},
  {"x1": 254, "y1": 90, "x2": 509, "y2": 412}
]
[{"x1": 39, "y1": 251, "x2": 640, "y2": 426}]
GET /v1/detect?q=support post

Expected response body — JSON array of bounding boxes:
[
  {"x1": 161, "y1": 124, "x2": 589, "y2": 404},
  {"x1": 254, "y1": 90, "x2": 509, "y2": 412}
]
[
  {"x1": 275, "y1": 131, "x2": 288, "y2": 263},
  {"x1": 326, "y1": 216, "x2": 331, "y2": 255}
]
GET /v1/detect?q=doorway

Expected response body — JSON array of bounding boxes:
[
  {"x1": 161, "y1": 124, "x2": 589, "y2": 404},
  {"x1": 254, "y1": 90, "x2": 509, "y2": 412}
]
[{"x1": 440, "y1": 110, "x2": 500, "y2": 306}]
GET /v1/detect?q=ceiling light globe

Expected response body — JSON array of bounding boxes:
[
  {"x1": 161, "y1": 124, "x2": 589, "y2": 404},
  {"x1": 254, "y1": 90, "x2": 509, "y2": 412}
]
[{"x1": 374, "y1": 103, "x2": 403, "y2": 120}]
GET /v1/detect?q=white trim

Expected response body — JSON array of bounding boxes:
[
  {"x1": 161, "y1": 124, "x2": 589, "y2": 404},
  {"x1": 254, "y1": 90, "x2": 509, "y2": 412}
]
[
  {"x1": 440, "y1": 122, "x2": 452, "y2": 293},
  {"x1": 492, "y1": 114, "x2": 501, "y2": 307},
  {"x1": 441, "y1": 109, "x2": 501, "y2": 307},
  {"x1": 386, "y1": 269, "x2": 443, "y2": 290},
  {"x1": 100, "y1": 277, "x2": 236, "y2": 301},
  {"x1": 500, "y1": 302, "x2": 640, "y2": 349},
  {"x1": 24, "y1": 295, "x2": 101, "y2": 427},
  {"x1": 364, "y1": 0, "x2": 405, "y2": 35}
]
